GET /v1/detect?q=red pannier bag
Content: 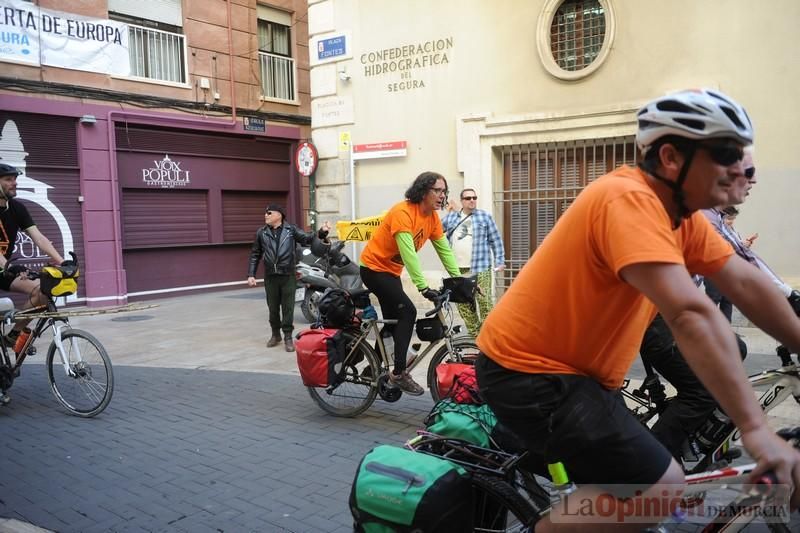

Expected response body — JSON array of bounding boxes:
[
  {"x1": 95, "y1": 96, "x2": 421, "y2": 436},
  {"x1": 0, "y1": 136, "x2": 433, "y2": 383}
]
[
  {"x1": 295, "y1": 328, "x2": 341, "y2": 387},
  {"x1": 435, "y1": 363, "x2": 472, "y2": 399},
  {"x1": 449, "y1": 365, "x2": 483, "y2": 404}
]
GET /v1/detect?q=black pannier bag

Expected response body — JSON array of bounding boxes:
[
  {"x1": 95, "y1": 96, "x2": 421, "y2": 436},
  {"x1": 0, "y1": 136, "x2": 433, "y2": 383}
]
[
  {"x1": 442, "y1": 276, "x2": 478, "y2": 304},
  {"x1": 317, "y1": 288, "x2": 355, "y2": 328},
  {"x1": 415, "y1": 316, "x2": 444, "y2": 342}
]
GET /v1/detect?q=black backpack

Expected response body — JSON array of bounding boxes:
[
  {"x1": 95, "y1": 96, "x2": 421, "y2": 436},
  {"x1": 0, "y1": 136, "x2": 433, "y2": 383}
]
[{"x1": 317, "y1": 288, "x2": 355, "y2": 328}]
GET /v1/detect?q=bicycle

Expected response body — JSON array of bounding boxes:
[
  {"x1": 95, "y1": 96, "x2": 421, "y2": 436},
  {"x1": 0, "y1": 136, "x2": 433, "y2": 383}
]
[
  {"x1": 406, "y1": 427, "x2": 800, "y2": 532},
  {"x1": 0, "y1": 255, "x2": 114, "y2": 417},
  {"x1": 622, "y1": 345, "x2": 800, "y2": 475},
  {"x1": 306, "y1": 286, "x2": 480, "y2": 417}
]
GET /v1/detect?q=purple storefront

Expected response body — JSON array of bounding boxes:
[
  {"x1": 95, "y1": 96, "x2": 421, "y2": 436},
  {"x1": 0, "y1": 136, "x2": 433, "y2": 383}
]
[{"x1": 0, "y1": 94, "x2": 305, "y2": 306}]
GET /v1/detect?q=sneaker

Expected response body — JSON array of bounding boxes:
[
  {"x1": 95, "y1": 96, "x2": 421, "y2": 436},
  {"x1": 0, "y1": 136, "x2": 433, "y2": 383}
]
[
  {"x1": 0, "y1": 392, "x2": 9, "y2": 406},
  {"x1": 389, "y1": 371, "x2": 425, "y2": 396},
  {"x1": 266, "y1": 334, "x2": 282, "y2": 348}
]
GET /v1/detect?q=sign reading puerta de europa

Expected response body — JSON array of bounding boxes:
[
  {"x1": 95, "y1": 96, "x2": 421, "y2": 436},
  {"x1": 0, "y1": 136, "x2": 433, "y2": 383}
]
[{"x1": 0, "y1": 0, "x2": 130, "y2": 76}]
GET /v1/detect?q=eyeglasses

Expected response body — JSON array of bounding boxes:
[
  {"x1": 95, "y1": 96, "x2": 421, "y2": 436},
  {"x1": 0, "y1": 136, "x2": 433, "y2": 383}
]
[
  {"x1": 697, "y1": 142, "x2": 744, "y2": 167},
  {"x1": 462, "y1": 196, "x2": 477, "y2": 201},
  {"x1": 266, "y1": 211, "x2": 273, "y2": 215},
  {"x1": 744, "y1": 167, "x2": 756, "y2": 179},
  {"x1": 431, "y1": 187, "x2": 448, "y2": 195}
]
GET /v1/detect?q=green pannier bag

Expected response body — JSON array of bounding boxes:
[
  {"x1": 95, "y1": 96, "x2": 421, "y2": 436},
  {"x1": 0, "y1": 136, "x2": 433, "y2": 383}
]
[
  {"x1": 424, "y1": 399, "x2": 500, "y2": 448},
  {"x1": 349, "y1": 445, "x2": 473, "y2": 532}
]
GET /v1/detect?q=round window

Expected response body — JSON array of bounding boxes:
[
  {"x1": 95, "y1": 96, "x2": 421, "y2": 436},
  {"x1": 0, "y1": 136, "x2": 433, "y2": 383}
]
[{"x1": 537, "y1": 0, "x2": 615, "y2": 81}]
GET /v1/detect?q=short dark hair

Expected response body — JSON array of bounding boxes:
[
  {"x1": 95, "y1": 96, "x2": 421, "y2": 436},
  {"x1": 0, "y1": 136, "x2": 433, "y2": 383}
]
[
  {"x1": 460, "y1": 188, "x2": 476, "y2": 199},
  {"x1": 405, "y1": 171, "x2": 447, "y2": 204},
  {"x1": 639, "y1": 135, "x2": 697, "y2": 174}
]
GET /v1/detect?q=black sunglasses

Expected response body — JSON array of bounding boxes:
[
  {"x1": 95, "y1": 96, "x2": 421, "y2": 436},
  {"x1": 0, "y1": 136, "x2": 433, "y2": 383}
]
[
  {"x1": 744, "y1": 167, "x2": 756, "y2": 179},
  {"x1": 697, "y1": 142, "x2": 744, "y2": 167},
  {"x1": 462, "y1": 195, "x2": 477, "y2": 201},
  {"x1": 266, "y1": 211, "x2": 273, "y2": 215}
]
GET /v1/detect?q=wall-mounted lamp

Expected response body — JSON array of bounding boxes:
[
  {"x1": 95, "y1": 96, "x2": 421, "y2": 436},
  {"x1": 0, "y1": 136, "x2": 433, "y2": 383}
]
[
  {"x1": 79, "y1": 114, "x2": 97, "y2": 125},
  {"x1": 338, "y1": 69, "x2": 351, "y2": 82}
]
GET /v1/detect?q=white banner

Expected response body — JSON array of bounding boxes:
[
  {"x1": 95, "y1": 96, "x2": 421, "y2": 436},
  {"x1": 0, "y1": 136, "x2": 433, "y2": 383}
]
[{"x1": 1, "y1": 0, "x2": 130, "y2": 76}]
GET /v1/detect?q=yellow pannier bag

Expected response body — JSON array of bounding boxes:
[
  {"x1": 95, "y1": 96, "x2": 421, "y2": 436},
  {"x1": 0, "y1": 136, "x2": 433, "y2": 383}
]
[{"x1": 40, "y1": 266, "x2": 79, "y2": 297}]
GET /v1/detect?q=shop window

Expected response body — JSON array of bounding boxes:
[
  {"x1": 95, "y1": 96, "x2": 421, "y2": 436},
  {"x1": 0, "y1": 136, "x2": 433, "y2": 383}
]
[
  {"x1": 258, "y1": 5, "x2": 296, "y2": 102},
  {"x1": 109, "y1": 0, "x2": 187, "y2": 84}
]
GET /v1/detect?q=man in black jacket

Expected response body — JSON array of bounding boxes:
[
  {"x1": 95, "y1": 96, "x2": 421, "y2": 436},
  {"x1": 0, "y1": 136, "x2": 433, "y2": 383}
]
[{"x1": 247, "y1": 204, "x2": 330, "y2": 351}]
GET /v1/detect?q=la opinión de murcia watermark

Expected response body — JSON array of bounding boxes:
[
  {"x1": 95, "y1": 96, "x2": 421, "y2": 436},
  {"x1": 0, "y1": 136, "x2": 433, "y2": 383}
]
[{"x1": 551, "y1": 483, "x2": 791, "y2": 524}]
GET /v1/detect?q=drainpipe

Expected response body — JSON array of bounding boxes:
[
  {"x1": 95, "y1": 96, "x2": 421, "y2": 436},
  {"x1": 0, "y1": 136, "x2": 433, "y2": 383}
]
[{"x1": 309, "y1": 167, "x2": 317, "y2": 230}]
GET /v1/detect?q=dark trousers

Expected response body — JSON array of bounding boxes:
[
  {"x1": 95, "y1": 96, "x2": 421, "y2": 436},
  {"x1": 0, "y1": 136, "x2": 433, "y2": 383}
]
[
  {"x1": 360, "y1": 266, "x2": 416, "y2": 372},
  {"x1": 265, "y1": 274, "x2": 296, "y2": 337},
  {"x1": 704, "y1": 279, "x2": 733, "y2": 322},
  {"x1": 640, "y1": 314, "x2": 747, "y2": 459}
]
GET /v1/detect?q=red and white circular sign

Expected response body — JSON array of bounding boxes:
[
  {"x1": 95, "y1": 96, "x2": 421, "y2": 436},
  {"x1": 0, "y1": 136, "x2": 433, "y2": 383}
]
[{"x1": 295, "y1": 141, "x2": 319, "y2": 177}]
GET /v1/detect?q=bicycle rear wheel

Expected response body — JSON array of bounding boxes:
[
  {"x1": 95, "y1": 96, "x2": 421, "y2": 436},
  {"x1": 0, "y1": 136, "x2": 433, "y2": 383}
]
[
  {"x1": 471, "y1": 473, "x2": 541, "y2": 532},
  {"x1": 307, "y1": 330, "x2": 379, "y2": 417},
  {"x1": 427, "y1": 336, "x2": 481, "y2": 402},
  {"x1": 47, "y1": 328, "x2": 114, "y2": 417}
]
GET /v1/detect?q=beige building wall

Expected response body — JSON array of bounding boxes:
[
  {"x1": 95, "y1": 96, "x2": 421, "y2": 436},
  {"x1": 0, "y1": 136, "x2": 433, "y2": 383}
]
[{"x1": 309, "y1": 0, "x2": 800, "y2": 286}]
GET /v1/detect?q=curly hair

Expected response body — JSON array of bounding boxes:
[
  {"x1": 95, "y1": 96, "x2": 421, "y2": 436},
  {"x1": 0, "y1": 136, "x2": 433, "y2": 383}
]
[{"x1": 404, "y1": 171, "x2": 447, "y2": 204}]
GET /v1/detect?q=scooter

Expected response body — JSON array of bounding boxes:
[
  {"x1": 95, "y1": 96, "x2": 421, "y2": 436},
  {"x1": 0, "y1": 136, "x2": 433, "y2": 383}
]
[{"x1": 296, "y1": 240, "x2": 363, "y2": 323}]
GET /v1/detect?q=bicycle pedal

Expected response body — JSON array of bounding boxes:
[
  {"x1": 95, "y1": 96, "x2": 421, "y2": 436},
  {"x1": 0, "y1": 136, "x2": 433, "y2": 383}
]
[
  {"x1": 721, "y1": 447, "x2": 743, "y2": 461},
  {"x1": 25, "y1": 346, "x2": 36, "y2": 356}
]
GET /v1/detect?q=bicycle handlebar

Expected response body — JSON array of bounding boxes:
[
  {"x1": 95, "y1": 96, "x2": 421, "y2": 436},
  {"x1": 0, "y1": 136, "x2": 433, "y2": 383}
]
[{"x1": 424, "y1": 289, "x2": 451, "y2": 317}]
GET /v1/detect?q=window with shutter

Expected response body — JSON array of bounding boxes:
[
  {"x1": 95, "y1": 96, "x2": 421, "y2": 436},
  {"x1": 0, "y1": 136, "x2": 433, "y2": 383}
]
[
  {"x1": 499, "y1": 136, "x2": 638, "y2": 284},
  {"x1": 109, "y1": 0, "x2": 187, "y2": 84},
  {"x1": 257, "y1": 6, "x2": 296, "y2": 102}
]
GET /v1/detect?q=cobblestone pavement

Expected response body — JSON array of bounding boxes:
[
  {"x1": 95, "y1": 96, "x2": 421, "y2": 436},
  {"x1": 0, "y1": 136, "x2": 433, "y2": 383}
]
[
  {"x1": 0, "y1": 364, "x2": 433, "y2": 533},
  {"x1": 0, "y1": 288, "x2": 799, "y2": 532}
]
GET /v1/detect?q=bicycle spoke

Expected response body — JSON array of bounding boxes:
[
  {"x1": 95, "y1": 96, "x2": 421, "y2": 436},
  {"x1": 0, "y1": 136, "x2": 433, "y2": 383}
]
[{"x1": 48, "y1": 329, "x2": 114, "y2": 417}]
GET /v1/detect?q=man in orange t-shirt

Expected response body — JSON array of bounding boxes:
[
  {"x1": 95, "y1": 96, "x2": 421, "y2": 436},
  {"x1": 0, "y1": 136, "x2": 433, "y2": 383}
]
[
  {"x1": 360, "y1": 171, "x2": 461, "y2": 395},
  {"x1": 476, "y1": 89, "x2": 800, "y2": 529}
]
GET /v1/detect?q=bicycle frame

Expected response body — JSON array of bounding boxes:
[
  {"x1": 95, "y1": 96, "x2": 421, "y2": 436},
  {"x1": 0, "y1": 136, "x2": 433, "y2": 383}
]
[
  {"x1": 623, "y1": 363, "x2": 800, "y2": 475},
  {"x1": 343, "y1": 297, "x2": 462, "y2": 377}
]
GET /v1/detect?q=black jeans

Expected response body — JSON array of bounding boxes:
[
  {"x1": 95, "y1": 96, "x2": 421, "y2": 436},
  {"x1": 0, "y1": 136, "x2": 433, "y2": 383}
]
[
  {"x1": 265, "y1": 274, "x2": 296, "y2": 337},
  {"x1": 704, "y1": 279, "x2": 733, "y2": 322},
  {"x1": 475, "y1": 354, "x2": 671, "y2": 486},
  {"x1": 360, "y1": 266, "x2": 416, "y2": 372},
  {"x1": 640, "y1": 314, "x2": 747, "y2": 459}
]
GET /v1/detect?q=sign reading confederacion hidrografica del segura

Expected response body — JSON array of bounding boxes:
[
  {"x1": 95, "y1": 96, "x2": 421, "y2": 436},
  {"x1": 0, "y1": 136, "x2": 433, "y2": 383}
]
[{"x1": 360, "y1": 37, "x2": 453, "y2": 93}]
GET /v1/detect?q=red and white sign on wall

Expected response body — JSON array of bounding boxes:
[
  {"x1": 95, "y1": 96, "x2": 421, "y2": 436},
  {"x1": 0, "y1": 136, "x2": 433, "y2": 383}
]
[{"x1": 352, "y1": 141, "x2": 407, "y2": 161}]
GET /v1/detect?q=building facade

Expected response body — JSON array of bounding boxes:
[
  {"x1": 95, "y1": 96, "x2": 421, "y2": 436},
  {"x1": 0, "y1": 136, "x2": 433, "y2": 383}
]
[
  {"x1": 308, "y1": 0, "x2": 800, "y2": 290},
  {"x1": 0, "y1": 0, "x2": 311, "y2": 305}
]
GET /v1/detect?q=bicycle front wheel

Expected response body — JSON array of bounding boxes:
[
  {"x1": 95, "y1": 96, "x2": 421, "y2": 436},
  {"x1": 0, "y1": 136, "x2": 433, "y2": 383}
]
[
  {"x1": 47, "y1": 328, "x2": 114, "y2": 417},
  {"x1": 471, "y1": 474, "x2": 541, "y2": 532},
  {"x1": 427, "y1": 336, "x2": 481, "y2": 403},
  {"x1": 307, "y1": 330, "x2": 380, "y2": 417}
]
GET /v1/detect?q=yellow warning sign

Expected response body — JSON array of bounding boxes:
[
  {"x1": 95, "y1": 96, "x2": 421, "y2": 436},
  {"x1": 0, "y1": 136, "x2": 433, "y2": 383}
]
[
  {"x1": 336, "y1": 212, "x2": 385, "y2": 241},
  {"x1": 339, "y1": 131, "x2": 351, "y2": 152}
]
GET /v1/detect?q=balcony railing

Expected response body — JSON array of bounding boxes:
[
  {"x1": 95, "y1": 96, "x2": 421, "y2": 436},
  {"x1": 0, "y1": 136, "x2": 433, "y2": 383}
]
[
  {"x1": 127, "y1": 23, "x2": 187, "y2": 84},
  {"x1": 259, "y1": 51, "x2": 296, "y2": 101}
]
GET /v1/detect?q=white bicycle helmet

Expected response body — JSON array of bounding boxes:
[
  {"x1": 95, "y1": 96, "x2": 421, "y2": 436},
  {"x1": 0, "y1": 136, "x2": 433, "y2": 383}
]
[{"x1": 636, "y1": 89, "x2": 754, "y2": 155}]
